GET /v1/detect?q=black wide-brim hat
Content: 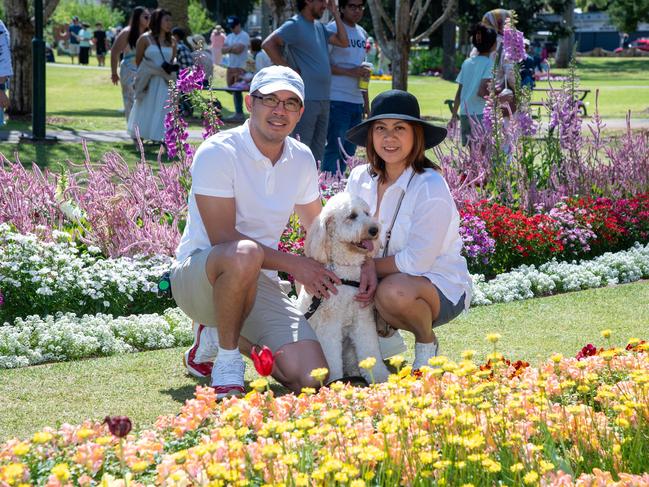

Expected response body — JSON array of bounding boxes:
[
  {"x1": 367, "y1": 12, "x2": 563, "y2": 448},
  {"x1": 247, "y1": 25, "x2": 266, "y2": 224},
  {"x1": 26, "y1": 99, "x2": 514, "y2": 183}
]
[{"x1": 346, "y1": 89, "x2": 447, "y2": 149}]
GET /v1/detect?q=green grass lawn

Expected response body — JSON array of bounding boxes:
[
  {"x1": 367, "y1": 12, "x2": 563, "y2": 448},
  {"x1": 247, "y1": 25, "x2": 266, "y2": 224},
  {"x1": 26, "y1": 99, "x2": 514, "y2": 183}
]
[
  {"x1": 1, "y1": 56, "x2": 647, "y2": 170},
  {"x1": 1, "y1": 279, "x2": 647, "y2": 442}
]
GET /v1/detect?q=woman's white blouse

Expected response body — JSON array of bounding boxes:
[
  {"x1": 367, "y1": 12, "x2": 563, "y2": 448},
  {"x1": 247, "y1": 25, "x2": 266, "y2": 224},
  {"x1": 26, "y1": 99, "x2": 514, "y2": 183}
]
[{"x1": 345, "y1": 164, "x2": 472, "y2": 309}]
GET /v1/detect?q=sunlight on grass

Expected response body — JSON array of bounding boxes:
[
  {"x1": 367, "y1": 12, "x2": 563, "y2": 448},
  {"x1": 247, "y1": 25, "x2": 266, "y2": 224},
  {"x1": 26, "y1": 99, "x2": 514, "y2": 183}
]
[{"x1": 0, "y1": 279, "x2": 647, "y2": 442}]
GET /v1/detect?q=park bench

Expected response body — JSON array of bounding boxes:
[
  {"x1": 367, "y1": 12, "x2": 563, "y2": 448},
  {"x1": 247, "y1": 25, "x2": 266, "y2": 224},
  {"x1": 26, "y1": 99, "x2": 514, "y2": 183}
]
[
  {"x1": 529, "y1": 87, "x2": 591, "y2": 117},
  {"x1": 444, "y1": 87, "x2": 591, "y2": 117}
]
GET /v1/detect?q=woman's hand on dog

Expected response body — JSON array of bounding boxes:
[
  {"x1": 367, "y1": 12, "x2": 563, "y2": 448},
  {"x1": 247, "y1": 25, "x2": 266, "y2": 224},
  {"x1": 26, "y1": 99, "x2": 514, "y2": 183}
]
[
  {"x1": 355, "y1": 258, "x2": 378, "y2": 307},
  {"x1": 293, "y1": 257, "x2": 341, "y2": 299}
]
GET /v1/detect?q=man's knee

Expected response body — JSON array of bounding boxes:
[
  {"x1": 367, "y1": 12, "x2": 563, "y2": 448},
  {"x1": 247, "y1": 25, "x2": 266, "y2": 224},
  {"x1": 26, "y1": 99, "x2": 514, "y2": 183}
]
[
  {"x1": 274, "y1": 341, "x2": 328, "y2": 392},
  {"x1": 206, "y1": 240, "x2": 264, "y2": 283}
]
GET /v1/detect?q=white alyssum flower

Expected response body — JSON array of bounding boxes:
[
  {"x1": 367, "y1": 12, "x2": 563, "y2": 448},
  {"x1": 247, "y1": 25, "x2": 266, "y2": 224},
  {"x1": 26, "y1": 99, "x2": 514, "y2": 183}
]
[
  {"x1": 0, "y1": 224, "x2": 173, "y2": 323},
  {"x1": 0, "y1": 308, "x2": 192, "y2": 369},
  {"x1": 471, "y1": 242, "x2": 649, "y2": 306}
]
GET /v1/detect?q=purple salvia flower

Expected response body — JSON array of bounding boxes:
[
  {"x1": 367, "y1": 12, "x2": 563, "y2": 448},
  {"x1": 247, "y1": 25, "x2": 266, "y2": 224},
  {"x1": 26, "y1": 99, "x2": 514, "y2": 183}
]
[{"x1": 0, "y1": 289, "x2": 4, "y2": 307}]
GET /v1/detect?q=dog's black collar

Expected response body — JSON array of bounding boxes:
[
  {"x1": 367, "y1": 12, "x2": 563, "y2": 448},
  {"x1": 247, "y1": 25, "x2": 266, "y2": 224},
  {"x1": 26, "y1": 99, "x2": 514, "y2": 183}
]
[{"x1": 303, "y1": 279, "x2": 361, "y2": 320}]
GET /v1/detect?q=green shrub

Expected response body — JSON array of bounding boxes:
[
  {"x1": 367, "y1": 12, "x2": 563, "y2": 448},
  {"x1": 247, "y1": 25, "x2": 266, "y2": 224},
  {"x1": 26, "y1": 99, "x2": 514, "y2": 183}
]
[
  {"x1": 188, "y1": 0, "x2": 215, "y2": 35},
  {"x1": 52, "y1": 0, "x2": 124, "y2": 29}
]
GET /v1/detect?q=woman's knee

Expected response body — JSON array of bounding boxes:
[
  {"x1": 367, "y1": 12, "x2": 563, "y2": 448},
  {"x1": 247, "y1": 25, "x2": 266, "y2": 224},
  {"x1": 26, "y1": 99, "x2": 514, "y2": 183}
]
[{"x1": 375, "y1": 275, "x2": 416, "y2": 312}]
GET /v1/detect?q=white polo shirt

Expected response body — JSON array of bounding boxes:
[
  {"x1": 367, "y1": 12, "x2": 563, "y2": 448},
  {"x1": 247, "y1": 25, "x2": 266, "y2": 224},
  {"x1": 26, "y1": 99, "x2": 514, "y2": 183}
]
[
  {"x1": 345, "y1": 164, "x2": 472, "y2": 308},
  {"x1": 175, "y1": 121, "x2": 321, "y2": 278}
]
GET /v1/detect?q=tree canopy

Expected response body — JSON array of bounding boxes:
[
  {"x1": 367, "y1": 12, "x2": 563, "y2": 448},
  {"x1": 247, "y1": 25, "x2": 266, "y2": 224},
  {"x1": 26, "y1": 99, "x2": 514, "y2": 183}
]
[{"x1": 51, "y1": 0, "x2": 124, "y2": 28}]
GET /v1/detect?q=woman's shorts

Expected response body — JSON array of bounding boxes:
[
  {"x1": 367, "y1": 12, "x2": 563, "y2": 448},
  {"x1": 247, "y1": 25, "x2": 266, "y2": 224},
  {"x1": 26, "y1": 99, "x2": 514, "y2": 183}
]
[
  {"x1": 433, "y1": 286, "x2": 466, "y2": 328},
  {"x1": 170, "y1": 247, "x2": 318, "y2": 352}
]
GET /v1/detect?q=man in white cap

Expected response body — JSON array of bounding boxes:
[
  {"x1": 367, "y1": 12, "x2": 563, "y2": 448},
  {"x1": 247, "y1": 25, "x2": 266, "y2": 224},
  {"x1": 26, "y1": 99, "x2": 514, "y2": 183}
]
[{"x1": 170, "y1": 66, "x2": 340, "y2": 398}]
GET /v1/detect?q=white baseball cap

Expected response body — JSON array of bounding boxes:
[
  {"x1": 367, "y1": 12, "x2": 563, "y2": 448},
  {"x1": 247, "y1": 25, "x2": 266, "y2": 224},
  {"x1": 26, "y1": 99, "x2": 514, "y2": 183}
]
[{"x1": 250, "y1": 66, "x2": 305, "y2": 103}]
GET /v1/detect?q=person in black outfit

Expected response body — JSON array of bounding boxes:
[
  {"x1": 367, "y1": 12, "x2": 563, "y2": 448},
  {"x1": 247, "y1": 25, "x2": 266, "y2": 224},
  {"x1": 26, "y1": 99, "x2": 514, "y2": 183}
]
[{"x1": 93, "y1": 23, "x2": 108, "y2": 67}]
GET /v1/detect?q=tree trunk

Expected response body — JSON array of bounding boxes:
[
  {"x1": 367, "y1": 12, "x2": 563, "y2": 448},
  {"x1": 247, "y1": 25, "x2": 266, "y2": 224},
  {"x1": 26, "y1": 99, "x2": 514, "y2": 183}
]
[
  {"x1": 392, "y1": 39, "x2": 410, "y2": 90},
  {"x1": 5, "y1": 0, "x2": 61, "y2": 116},
  {"x1": 158, "y1": 0, "x2": 189, "y2": 31},
  {"x1": 391, "y1": 0, "x2": 410, "y2": 90},
  {"x1": 5, "y1": 0, "x2": 34, "y2": 116},
  {"x1": 441, "y1": 18, "x2": 456, "y2": 81},
  {"x1": 555, "y1": 0, "x2": 575, "y2": 68}
]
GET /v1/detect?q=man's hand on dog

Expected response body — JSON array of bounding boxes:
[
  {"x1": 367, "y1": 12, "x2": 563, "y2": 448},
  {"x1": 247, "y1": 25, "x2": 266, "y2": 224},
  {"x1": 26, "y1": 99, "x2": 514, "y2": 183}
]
[
  {"x1": 293, "y1": 257, "x2": 341, "y2": 299},
  {"x1": 355, "y1": 259, "x2": 377, "y2": 307}
]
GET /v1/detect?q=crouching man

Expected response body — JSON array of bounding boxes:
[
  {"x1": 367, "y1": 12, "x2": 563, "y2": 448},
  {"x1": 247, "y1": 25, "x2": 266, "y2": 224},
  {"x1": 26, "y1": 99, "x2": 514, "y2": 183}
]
[{"x1": 170, "y1": 66, "x2": 341, "y2": 398}]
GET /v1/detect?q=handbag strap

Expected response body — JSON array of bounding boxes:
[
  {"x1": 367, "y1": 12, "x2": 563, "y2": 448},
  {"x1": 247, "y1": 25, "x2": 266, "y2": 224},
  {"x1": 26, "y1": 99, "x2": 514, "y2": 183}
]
[
  {"x1": 154, "y1": 37, "x2": 168, "y2": 63},
  {"x1": 382, "y1": 171, "x2": 416, "y2": 258}
]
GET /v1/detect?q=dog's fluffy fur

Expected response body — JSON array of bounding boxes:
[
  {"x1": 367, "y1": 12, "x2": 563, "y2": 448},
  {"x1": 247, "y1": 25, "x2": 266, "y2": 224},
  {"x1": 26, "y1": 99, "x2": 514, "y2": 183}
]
[{"x1": 296, "y1": 192, "x2": 391, "y2": 383}]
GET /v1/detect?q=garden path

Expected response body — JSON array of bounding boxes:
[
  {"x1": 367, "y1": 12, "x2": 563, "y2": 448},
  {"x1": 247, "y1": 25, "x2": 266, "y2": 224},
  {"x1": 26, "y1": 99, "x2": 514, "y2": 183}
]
[{"x1": 1, "y1": 117, "x2": 649, "y2": 144}]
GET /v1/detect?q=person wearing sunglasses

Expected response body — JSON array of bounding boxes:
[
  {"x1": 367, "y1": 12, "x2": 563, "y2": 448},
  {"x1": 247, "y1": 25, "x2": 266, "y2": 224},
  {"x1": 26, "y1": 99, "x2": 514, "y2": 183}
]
[
  {"x1": 321, "y1": 0, "x2": 371, "y2": 174},
  {"x1": 173, "y1": 66, "x2": 338, "y2": 399},
  {"x1": 262, "y1": 0, "x2": 349, "y2": 165}
]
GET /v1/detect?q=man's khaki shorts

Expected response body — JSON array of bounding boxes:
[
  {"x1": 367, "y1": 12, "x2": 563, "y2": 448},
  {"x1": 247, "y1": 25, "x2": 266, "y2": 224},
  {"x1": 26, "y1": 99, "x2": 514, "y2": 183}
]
[{"x1": 170, "y1": 247, "x2": 317, "y2": 352}]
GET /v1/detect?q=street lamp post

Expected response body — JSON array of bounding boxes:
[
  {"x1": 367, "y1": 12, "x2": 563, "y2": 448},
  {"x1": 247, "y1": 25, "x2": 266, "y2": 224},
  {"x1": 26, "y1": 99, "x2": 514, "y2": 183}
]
[{"x1": 32, "y1": 0, "x2": 46, "y2": 139}]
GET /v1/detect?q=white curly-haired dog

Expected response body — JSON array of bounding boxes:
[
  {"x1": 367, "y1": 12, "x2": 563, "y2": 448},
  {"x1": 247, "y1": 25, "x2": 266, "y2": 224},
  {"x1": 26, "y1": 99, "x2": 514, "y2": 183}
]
[{"x1": 296, "y1": 192, "x2": 391, "y2": 384}]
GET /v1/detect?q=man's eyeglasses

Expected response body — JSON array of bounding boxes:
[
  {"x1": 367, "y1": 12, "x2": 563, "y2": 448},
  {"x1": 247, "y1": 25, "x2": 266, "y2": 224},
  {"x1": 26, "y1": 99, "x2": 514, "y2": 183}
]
[
  {"x1": 346, "y1": 3, "x2": 364, "y2": 10},
  {"x1": 251, "y1": 94, "x2": 302, "y2": 112}
]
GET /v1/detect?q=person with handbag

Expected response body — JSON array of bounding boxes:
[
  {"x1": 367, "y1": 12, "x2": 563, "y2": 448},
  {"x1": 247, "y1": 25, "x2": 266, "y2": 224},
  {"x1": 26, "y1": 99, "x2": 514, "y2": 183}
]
[
  {"x1": 344, "y1": 90, "x2": 473, "y2": 370},
  {"x1": 127, "y1": 8, "x2": 178, "y2": 142}
]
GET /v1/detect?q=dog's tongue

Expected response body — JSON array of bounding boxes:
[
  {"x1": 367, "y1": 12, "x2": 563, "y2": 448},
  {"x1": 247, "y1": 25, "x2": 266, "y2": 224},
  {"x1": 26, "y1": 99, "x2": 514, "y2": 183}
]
[{"x1": 361, "y1": 239, "x2": 374, "y2": 252}]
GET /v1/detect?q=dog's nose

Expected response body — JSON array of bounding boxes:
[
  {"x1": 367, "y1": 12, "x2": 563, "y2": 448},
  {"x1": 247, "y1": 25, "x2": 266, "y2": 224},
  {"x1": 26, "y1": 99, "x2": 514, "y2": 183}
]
[{"x1": 369, "y1": 226, "x2": 378, "y2": 236}]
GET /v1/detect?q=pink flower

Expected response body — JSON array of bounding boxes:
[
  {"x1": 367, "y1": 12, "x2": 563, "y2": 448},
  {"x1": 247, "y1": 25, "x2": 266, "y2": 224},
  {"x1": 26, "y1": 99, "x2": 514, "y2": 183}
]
[{"x1": 502, "y1": 19, "x2": 525, "y2": 63}]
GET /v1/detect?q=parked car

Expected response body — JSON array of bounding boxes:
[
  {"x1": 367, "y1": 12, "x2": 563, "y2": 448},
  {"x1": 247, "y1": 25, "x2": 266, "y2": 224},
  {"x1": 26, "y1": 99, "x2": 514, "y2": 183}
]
[{"x1": 631, "y1": 38, "x2": 649, "y2": 51}]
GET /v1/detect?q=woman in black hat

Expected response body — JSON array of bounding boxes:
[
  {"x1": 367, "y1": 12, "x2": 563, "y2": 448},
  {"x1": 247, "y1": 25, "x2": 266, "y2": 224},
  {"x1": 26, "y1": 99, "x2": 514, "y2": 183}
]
[{"x1": 345, "y1": 89, "x2": 472, "y2": 369}]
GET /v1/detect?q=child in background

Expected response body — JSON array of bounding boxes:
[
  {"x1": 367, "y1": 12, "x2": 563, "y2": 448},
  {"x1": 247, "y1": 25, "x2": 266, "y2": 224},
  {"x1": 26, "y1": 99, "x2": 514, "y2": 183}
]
[
  {"x1": 250, "y1": 37, "x2": 272, "y2": 74},
  {"x1": 450, "y1": 24, "x2": 497, "y2": 146}
]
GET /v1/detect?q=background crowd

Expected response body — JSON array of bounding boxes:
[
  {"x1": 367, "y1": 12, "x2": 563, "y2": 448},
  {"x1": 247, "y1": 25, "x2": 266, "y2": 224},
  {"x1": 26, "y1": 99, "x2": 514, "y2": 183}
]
[{"x1": 34, "y1": 2, "x2": 549, "y2": 169}]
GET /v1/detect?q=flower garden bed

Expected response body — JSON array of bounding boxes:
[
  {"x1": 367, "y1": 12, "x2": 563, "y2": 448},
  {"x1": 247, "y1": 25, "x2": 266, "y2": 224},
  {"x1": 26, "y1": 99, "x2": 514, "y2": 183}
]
[
  {"x1": 1, "y1": 339, "x2": 647, "y2": 486},
  {"x1": 2, "y1": 240, "x2": 649, "y2": 369}
]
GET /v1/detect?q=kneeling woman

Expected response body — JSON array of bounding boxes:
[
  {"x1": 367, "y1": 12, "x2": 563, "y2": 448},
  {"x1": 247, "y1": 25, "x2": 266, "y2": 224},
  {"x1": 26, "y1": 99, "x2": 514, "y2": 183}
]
[{"x1": 344, "y1": 90, "x2": 472, "y2": 369}]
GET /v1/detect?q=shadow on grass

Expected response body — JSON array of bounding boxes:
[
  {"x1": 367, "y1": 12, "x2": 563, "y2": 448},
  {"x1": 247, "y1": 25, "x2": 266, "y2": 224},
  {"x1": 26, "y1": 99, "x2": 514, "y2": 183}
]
[
  {"x1": 51, "y1": 108, "x2": 125, "y2": 119},
  {"x1": 160, "y1": 384, "x2": 207, "y2": 404},
  {"x1": 159, "y1": 381, "x2": 291, "y2": 405},
  {"x1": 0, "y1": 141, "x2": 168, "y2": 171}
]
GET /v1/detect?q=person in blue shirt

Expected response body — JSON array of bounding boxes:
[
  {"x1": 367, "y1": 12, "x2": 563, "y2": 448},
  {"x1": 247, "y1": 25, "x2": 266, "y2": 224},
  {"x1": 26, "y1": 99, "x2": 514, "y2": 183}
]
[
  {"x1": 320, "y1": 0, "x2": 371, "y2": 174},
  {"x1": 262, "y1": 0, "x2": 349, "y2": 164},
  {"x1": 449, "y1": 24, "x2": 497, "y2": 146},
  {"x1": 68, "y1": 16, "x2": 82, "y2": 64}
]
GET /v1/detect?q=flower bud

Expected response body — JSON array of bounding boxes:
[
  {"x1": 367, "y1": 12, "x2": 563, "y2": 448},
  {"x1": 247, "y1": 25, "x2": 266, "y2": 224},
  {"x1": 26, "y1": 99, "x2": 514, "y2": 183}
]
[{"x1": 104, "y1": 415, "x2": 132, "y2": 438}]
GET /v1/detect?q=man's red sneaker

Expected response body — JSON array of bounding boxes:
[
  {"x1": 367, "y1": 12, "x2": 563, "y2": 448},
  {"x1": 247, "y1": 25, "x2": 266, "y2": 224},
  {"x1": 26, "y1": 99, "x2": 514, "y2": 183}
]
[{"x1": 183, "y1": 323, "x2": 218, "y2": 378}]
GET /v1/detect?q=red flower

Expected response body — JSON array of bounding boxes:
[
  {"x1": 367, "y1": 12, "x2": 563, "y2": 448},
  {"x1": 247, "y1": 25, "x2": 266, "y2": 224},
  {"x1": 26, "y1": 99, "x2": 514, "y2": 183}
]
[
  {"x1": 104, "y1": 416, "x2": 132, "y2": 438},
  {"x1": 251, "y1": 345, "x2": 275, "y2": 376},
  {"x1": 576, "y1": 343, "x2": 598, "y2": 360}
]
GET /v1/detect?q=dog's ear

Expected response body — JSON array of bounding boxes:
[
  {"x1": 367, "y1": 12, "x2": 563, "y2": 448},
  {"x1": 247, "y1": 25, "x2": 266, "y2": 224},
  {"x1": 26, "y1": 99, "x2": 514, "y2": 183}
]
[{"x1": 305, "y1": 213, "x2": 332, "y2": 263}]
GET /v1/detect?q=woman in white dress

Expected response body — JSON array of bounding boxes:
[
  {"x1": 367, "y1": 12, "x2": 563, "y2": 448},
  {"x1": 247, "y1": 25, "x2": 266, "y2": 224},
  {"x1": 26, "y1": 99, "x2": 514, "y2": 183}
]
[
  {"x1": 110, "y1": 6, "x2": 150, "y2": 121},
  {"x1": 127, "y1": 8, "x2": 177, "y2": 142}
]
